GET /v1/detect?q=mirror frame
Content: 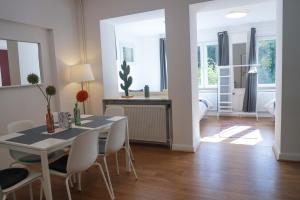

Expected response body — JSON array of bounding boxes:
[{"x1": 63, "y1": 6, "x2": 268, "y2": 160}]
[{"x1": 0, "y1": 38, "x2": 44, "y2": 89}]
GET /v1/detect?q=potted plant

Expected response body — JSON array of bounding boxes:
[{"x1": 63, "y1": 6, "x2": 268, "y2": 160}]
[
  {"x1": 119, "y1": 60, "x2": 133, "y2": 98},
  {"x1": 27, "y1": 73, "x2": 56, "y2": 133}
]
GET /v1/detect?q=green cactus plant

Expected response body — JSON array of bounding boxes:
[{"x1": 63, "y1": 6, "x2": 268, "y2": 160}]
[{"x1": 119, "y1": 60, "x2": 133, "y2": 96}]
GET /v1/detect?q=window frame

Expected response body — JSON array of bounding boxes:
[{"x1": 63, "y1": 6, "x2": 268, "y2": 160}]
[
  {"x1": 197, "y1": 44, "x2": 204, "y2": 87},
  {"x1": 198, "y1": 41, "x2": 218, "y2": 89},
  {"x1": 256, "y1": 36, "x2": 276, "y2": 88}
]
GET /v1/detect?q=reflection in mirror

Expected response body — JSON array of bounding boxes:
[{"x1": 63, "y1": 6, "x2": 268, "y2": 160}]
[
  {"x1": 232, "y1": 43, "x2": 247, "y2": 88},
  {"x1": 0, "y1": 39, "x2": 41, "y2": 87}
]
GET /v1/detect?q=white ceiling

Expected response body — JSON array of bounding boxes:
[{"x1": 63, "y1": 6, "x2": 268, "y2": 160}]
[
  {"x1": 103, "y1": 9, "x2": 166, "y2": 37},
  {"x1": 113, "y1": 0, "x2": 276, "y2": 36},
  {"x1": 197, "y1": 0, "x2": 276, "y2": 30},
  {"x1": 115, "y1": 18, "x2": 165, "y2": 37}
]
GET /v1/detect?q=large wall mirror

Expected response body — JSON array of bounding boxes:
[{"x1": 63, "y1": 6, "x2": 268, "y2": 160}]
[{"x1": 0, "y1": 39, "x2": 42, "y2": 87}]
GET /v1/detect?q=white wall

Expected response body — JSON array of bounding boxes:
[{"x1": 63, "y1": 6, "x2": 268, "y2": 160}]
[
  {"x1": 116, "y1": 32, "x2": 161, "y2": 92},
  {"x1": 0, "y1": 0, "x2": 80, "y2": 168},
  {"x1": 197, "y1": 21, "x2": 276, "y2": 113},
  {"x1": 273, "y1": 0, "x2": 300, "y2": 161},
  {"x1": 197, "y1": 21, "x2": 276, "y2": 43},
  {"x1": 100, "y1": 21, "x2": 119, "y2": 98},
  {"x1": 7, "y1": 40, "x2": 21, "y2": 85},
  {"x1": 85, "y1": 0, "x2": 206, "y2": 152}
]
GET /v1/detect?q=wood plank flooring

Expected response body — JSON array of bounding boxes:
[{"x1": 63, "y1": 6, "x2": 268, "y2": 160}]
[{"x1": 15, "y1": 117, "x2": 300, "y2": 200}]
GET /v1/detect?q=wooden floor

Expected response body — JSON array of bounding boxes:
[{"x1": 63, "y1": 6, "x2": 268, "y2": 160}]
[{"x1": 15, "y1": 117, "x2": 300, "y2": 200}]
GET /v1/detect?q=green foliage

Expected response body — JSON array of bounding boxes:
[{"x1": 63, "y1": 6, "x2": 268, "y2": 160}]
[
  {"x1": 208, "y1": 65, "x2": 218, "y2": 85},
  {"x1": 207, "y1": 57, "x2": 218, "y2": 85},
  {"x1": 119, "y1": 60, "x2": 133, "y2": 96},
  {"x1": 207, "y1": 45, "x2": 218, "y2": 86},
  {"x1": 27, "y1": 73, "x2": 39, "y2": 84},
  {"x1": 258, "y1": 40, "x2": 276, "y2": 84},
  {"x1": 27, "y1": 73, "x2": 56, "y2": 106},
  {"x1": 46, "y1": 86, "x2": 56, "y2": 96}
]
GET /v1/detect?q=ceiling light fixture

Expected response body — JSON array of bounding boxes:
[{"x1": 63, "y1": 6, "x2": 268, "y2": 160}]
[{"x1": 225, "y1": 10, "x2": 248, "y2": 19}]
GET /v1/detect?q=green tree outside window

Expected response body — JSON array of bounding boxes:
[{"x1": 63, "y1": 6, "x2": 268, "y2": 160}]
[
  {"x1": 257, "y1": 39, "x2": 276, "y2": 84},
  {"x1": 207, "y1": 45, "x2": 218, "y2": 85}
]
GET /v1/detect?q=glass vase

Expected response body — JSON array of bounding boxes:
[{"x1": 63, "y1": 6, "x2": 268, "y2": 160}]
[
  {"x1": 46, "y1": 106, "x2": 55, "y2": 133},
  {"x1": 74, "y1": 103, "x2": 81, "y2": 126}
]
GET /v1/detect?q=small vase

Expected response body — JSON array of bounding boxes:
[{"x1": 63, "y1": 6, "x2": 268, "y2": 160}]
[
  {"x1": 46, "y1": 106, "x2": 55, "y2": 133},
  {"x1": 74, "y1": 103, "x2": 81, "y2": 126},
  {"x1": 144, "y1": 85, "x2": 150, "y2": 98}
]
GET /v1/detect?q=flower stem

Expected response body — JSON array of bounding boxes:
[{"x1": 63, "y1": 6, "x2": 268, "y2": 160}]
[{"x1": 36, "y1": 84, "x2": 48, "y2": 103}]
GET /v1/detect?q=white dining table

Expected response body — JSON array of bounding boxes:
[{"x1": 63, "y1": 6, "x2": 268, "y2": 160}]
[{"x1": 0, "y1": 115, "x2": 131, "y2": 200}]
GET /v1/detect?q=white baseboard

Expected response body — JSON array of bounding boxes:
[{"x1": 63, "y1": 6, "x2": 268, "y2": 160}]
[
  {"x1": 172, "y1": 144, "x2": 195, "y2": 152},
  {"x1": 272, "y1": 145, "x2": 280, "y2": 160},
  {"x1": 193, "y1": 137, "x2": 201, "y2": 152},
  {"x1": 272, "y1": 145, "x2": 300, "y2": 161},
  {"x1": 278, "y1": 152, "x2": 300, "y2": 161}
]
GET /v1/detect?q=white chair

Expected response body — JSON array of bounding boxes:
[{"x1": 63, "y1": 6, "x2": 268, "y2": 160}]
[
  {"x1": 7, "y1": 120, "x2": 65, "y2": 166},
  {"x1": 98, "y1": 118, "x2": 138, "y2": 199},
  {"x1": 0, "y1": 167, "x2": 43, "y2": 200},
  {"x1": 49, "y1": 130, "x2": 113, "y2": 200},
  {"x1": 104, "y1": 106, "x2": 135, "y2": 175}
]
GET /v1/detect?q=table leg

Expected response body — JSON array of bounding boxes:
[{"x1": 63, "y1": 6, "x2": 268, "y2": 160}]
[
  {"x1": 41, "y1": 151, "x2": 53, "y2": 200},
  {"x1": 125, "y1": 119, "x2": 131, "y2": 172}
]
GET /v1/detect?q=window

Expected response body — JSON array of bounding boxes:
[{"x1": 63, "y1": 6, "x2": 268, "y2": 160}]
[
  {"x1": 257, "y1": 38, "x2": 276, "y2": 86},
  {"x1": 206, "y1": 44, "x2": 218, "y2": 86},
  {"x1": 197, "y1": 46, "x2": 203, "y2": 87},
  {"x1": 197, "y1": 43, "x2": 218, "y2": 88}
]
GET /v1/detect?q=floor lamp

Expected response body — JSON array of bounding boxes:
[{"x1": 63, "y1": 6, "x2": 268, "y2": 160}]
[{"x1": 69, "y1": 63, "x2": 94, "y2": 114}]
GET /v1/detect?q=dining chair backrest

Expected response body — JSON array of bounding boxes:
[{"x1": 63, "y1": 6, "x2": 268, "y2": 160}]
[
  {"x1": 104, "y1": 106, "x2": 125, "y2": 116},
  {"x1": 67, "y1": 130, "x2": 99, "y2": 174},
  {"x1": 7, "y1": 120, "x2": 35, "y2": 134},
  {"x1": 105, "y1": 118, "x2": 127, "y2": 155}
]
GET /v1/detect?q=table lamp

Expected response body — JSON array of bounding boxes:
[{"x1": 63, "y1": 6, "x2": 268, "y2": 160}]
[{"x1": 69, "y1": 63, "x2": 94, "y2": 114}]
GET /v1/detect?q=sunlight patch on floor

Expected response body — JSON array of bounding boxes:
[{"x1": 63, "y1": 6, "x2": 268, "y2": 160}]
[
  {"x1": 230, "y1": 130, "x2": 262, "y2": 145},
  {"x1": 201, "y1": 125, "x2": 263, "y2": 146},
  {"x1": 219, "y1": 125, "x2": 251, "y2": 138}
]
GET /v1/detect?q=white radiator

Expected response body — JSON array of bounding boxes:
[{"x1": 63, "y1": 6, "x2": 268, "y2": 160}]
[{"x1": 123, "y1": 105, "x2": 167, "y2": 143}]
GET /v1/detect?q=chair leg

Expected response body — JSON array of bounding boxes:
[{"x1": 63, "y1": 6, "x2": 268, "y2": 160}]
[
  {"x1": 65, "y1": 176, "x2": 72, "y2": 200},
  {"x1": 129, "y1": 145, "x2": 135, "y2": 161},
  {"x1": 115, "y1": 152, "x2": 120, "y2": 175},
  {"x1": 12, "y1": 192, "x2": 16, "y2": 200},
  {"x1": 126, "y1": 149, "x2": 138, "y2": 180},
  {"x1": 72, "y1": 174, "x2": 77, "y2": 183},
  {"x1": 40, "y1": 179, "x2": 44, "y2": 200},
  {"x1": 103, "y1": 157, "x2": 115, "y2": 198},
  {"x1": 69, "y1": 176, "x2": 74, "y2": 188},
  {"x1": 77, "y1": 173, "x2": 82, "y2": 192},
  {"x1": 94, "y1": 162, "x2": 114, "y2": 200},
  {"x1": 29, "y1": 183, "x2": 34, "y2": 200}
]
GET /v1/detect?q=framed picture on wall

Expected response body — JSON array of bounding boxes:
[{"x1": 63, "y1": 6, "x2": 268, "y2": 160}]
[
  {"x1": 119, "y1": 41, "x2": 135, "y2": 63},
  {"x1": 122, "y1": 46, "x2": 134, "y2": 62}
]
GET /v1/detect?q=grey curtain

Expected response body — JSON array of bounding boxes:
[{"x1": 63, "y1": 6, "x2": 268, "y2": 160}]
[
  {"x1": 160, "y1": 38, "x2": 167, "y2": 91},
  {"x1": 218, "y1": 31, "x2": 229, "y2": 66},
  {"x1": 243, "y1": 28, "x2": 257, "y2": 112}
]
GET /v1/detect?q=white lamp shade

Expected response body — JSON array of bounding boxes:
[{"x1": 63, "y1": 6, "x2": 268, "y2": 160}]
[{"x1": 69, "y1": 64, "x2": 95, "y2": 83}]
